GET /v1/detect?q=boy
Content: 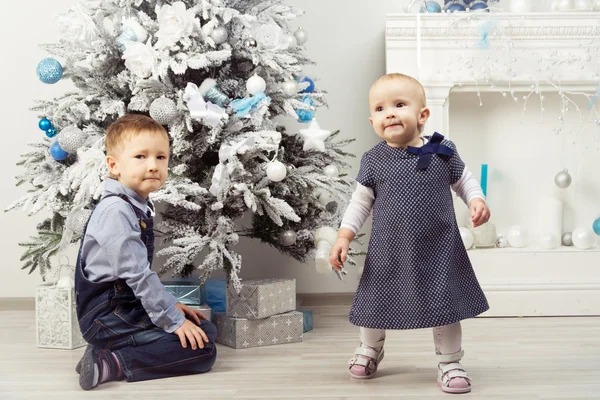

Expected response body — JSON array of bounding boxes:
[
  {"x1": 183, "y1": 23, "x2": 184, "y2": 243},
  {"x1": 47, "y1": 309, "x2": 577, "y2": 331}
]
[{"x1": 75, "y1": 114, "x2": 217, "y2": 390}]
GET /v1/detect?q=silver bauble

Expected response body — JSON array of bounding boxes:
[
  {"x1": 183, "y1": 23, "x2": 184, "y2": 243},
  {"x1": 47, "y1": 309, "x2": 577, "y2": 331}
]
[
  {"x1": 58, "y1": 126, "x2": 87, "y2": 153},
  {"x1": 323, "y1": 164, "x2": 340, "y2": 177},
  {"x1": 283, "y1": 33, "x2": 297, "y2": 49},
  {"x1": 149, "y1": 97, "x2": 178, "y2": 126},
  {"x1": 243, "y1": 38, "x2": 257, "y2": 49},
  {"x1": 210, "y1": 26, "x2": 228, "y2": 45},
  {"x1": 294, "y1": 27, "x2": 308, "y2": 45},
  {"x1": 281, "y1": 80, "x2": 299, "y2": 96},
  {"x1": 67, "y1": 209, "x2": 93, "y2": 236},
  {"x1": 496, "y1": 235, "x2": 508, "y2": 248},
  {"x1": 279, "y1": 230, "x2": 297, "y2": 246},
  {"x1": 562, "y1": 232, "x2": 574, "y2": 246},
  {"x1": 554, "y1": 170, "x2": 572, "y2": 189}
]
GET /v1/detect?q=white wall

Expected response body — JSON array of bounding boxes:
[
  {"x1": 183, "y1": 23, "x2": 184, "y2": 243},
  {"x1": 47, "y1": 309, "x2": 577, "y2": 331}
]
[{"x1": 0, "y1": 0, "x2": 551, "y2": 297}]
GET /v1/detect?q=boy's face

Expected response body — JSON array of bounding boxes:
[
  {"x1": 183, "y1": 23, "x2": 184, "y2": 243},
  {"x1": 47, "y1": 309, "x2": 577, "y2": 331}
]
[
  {"x1": 106, "y1": 131, "x2": 170, "y2": 199},
  {"x1": 368, "y1": 79, "x2": 430, "y2": 148}
]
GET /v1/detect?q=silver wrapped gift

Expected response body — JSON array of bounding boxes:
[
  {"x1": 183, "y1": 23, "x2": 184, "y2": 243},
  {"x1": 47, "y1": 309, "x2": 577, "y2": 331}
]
[
  {"x1": 214, "y1": 311, "x2": 303, "y2": 349},
  {"x1": 36, "y1": 283, "x2": 86, "y2": 349},
  {"x1": 226, "y1": 278, "x2": 296, "y2": 320},
  {"x1": 162, "y1": 280, "x2": 203, "y2": 306}
]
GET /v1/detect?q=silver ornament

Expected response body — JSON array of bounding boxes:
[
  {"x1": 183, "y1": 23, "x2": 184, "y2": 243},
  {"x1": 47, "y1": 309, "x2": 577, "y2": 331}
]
[
  {"x1": 294, "y1": 27, "x2": 308, "y2": 45},
  {"x1": 554, "y1": 169, "x2": 572, "y2": 189},
  {"x1": 562, "y1": 232, "x2": 573, "y2": 246},
  {"x1": 281, "y1": 80, "x2": 299, "y2": 97},
  {"x1": 279, "y1": 230, "x2": 297, "y2": 246},
  {"x1": 283, "y1": 33, "x2": 297, "y2": 49},
  {"x1": 496, "y1": 235, "x2": 508, "y2": 248},
  {"x1": 67, "y1": 209, "x2": 92, "y2": 236},
  {"x1": 149, "y1": 97, "x2": 178, "y2": 126},
  {"x1": 210, "y1": 26, "x2": 228, "y2": 45},
  {"x1": 323, "y1": 164, "x2": 340, "y2": 177},
  {"x1": 243, "y1": 38, "x2": 257, "y2": 49},
  {"x1": 57, "y1": 126, "x2": 87, "y2": 153}
]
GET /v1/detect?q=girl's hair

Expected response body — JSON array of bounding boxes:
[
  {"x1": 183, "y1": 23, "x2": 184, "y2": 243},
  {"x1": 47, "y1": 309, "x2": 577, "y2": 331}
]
[{"x1": 372, "y1": 73, "x2": 427, "y2": 107}]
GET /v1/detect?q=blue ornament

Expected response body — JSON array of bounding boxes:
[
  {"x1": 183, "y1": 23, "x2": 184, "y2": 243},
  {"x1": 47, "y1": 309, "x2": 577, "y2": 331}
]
[
  {"x1": 470, "y1": 1, "x2": 489, "y2": 10},
  {"x1": 420, "y1": 1, "x2": 442, "y2": 12},
  {"x1": 38, "y1": 118, "x2": 52, "y2": 131},
  {"x1": 115, "y1": 27, "x2": 137, "y2": 52},
  {"x1": 297, "y1": 96, "x2": 315, "y2": 123},
  {"x1": 49, "y1": 141, "x2": 69, "y2": 160},
  {"x1": 445, "y1": 2, "x2": 467, "y2": 12},
  {"x1": 296, "y1": 75, "x2": 315, "y2": 94},
  {"x1": 45, "y1": 127, "x2": 57, "y2": 138},
  {"x1": 593, "y1": 217, "x2": 600, "y2": 236},
  {"x1": 36, "y1": 58, "x2": 63, "y2": 84}
]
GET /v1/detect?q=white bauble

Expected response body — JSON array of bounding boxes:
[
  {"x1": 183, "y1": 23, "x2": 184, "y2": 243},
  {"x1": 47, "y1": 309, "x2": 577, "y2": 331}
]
[
  {"x1": 266, "y1": 160, "x2": 287, "y2": 182},
  {"x1": 557, "y1": 0, "x2": 574, "y2": 10},
  {"x1": 594, "y1": 0, "x2": 600, "y2": 10},
  {"x1": 210, "y1": 26, "x2": 228, "y2": 44},
  {"x1": 294, "y1": 27, "x2": 308, "y2": 45},
  {"x1": 507, "y1": 225, "x2": 528, "y2": 248},
  {"x1": 573, "y1": 0, "x2": 593, "y2": 9},
  {"x1": 572, "y1": 228, "x2": 596, "y2": 249},
  {"x1": 323, "y1": 164, "x2": 340, "y2": 177},
  {"x1": 459, "y1": 227, "x2": 474, "y2": 250},
  {"x1": 123, "y1": 18, "x2": 148, "y2": 42},
  {"x1": 540, "y1": 232, "x2": 560, "y2": 249},
  {"x1": 281, "y1": 80, "x2": 299, "y2": 96},
  {"x1": 246, "y1": 74, "x2": 266, "y2": 95},
  {"x1": 509, "y1": 0, "x2": 534, "y2": 12},
  {"x1": 283, "y1": 33, "x2": 297, "y2": 49}
]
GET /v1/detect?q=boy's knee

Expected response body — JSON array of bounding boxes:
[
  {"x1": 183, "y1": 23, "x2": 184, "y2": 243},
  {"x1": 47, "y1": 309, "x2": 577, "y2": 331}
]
[{"x1": 201, "y1": 320, "x2": 217, "y2": 343}]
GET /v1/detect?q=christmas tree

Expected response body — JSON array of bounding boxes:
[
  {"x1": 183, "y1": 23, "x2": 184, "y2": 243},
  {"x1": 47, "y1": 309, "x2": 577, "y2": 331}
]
[{"x1": 7, "y1": 0, "x2": 356, "y2": 290}]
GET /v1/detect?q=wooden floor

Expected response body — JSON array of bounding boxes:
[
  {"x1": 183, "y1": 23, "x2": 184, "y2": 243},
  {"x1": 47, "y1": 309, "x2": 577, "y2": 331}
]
[{"x1": 1, "y1": 294, "x2": 600, "y2": 399}]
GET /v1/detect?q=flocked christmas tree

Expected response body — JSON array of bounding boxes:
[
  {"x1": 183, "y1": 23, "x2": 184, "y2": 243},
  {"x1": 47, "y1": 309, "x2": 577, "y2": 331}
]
[{"x1": 7, "y1": 0, "x2": 358, "y2": 290}]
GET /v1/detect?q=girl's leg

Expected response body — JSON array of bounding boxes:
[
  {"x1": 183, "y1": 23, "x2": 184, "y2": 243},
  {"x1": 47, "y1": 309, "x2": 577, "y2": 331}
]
[
  {"x1": 432, "y1": 321, "x2": 471, "y2": 393},
  {"x1": 348, "y1": 327, "x2": 385, "y2": 378}
]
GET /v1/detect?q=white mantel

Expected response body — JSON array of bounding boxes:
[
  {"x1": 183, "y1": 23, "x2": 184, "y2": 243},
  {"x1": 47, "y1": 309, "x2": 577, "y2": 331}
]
[{"x1": 385, "y1": 12, "x2": 600, "y2": 317}]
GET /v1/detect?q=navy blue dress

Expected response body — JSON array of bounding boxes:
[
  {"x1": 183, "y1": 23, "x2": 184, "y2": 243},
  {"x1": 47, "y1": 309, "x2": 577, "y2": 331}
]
[{"x1": 349, "y1": 133, "x2": 489, "y2": 330}]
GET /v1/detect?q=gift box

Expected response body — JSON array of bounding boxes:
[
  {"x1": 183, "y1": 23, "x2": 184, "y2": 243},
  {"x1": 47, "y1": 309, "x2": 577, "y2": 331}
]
[
  {"x1": 214, "y1": 311, "x2": 303, "y2": 349},
  {"x1": 189, "y1": 303, "x2": 212, "y2": 321},
  {"x1": 226, "y1": 278, "x2": 296, "y2": 320},
  {"x1": 36, "y1": 281, "x2": 86, "y2": 349},
  {"x1": 162, "y1": 280, "x2": 203, "y2": 306},
  {"x1": 299, "y1": 309, "x2": 313, "y2": 333}
]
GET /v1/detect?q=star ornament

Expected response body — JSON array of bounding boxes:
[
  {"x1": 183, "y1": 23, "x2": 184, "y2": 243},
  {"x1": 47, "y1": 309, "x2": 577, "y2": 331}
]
[{"x1": 298, "y1": 118, "x2": 331, "y2": 152}]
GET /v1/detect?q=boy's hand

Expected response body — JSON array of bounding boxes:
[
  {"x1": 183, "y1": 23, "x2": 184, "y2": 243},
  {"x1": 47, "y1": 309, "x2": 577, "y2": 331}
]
[
  {"x1": 173, "y1": 319, "x2": 208, "y2": 350},
  {"x1": 470, "y1": 198, "x2": 491, "y2": 228},
  {"x1": 329, "y1": 238, "x2": 350, "y2": 271},
  {"x1": 175, "y1": 303, "x2": 207, "y2": 325}
]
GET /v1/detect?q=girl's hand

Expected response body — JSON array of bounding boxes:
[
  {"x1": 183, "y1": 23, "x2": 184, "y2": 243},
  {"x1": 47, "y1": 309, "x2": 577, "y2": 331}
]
[
  {"x1": 470, "y1": 198, "x2": 491, "y2": 228},
  {"x1": 329, "y1": 238, "x2": 350, "y2": 270}
]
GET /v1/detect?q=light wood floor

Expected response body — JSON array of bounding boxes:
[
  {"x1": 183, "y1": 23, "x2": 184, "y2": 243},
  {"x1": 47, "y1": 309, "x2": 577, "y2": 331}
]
[{"x1": 1, "y1": 294, "x2": 599, "y2": 400}]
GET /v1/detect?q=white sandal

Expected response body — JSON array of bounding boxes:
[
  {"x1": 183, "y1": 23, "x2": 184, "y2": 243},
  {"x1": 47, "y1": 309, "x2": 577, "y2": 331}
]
[
  {"x1": 436, "y1": 350, "x2": 472, "y2": 394},
  {"x1": 348, "y1": 337, "x2": 385, "y2": 380}
]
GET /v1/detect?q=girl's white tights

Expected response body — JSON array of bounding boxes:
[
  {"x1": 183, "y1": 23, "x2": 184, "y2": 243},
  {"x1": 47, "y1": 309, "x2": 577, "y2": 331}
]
[{"x1": 359, "y1": 321, "x2": 462, "y2": 353}]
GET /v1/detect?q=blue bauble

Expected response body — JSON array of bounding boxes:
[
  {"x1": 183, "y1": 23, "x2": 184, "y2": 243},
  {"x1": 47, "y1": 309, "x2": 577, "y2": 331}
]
[
  {"x1": 297, "y1": 75, "x2": 315, "y2": 94},
  {"x1": 45, "y1": 127, "x2": 57, "y2": 138},
  {"x1": 297, "y1": 96, "x2": 315, "y2": 123},
  {"x1": 445, "y1": 3, "x2": 467, "y2": 12},
  {"x1": 470, "y1": 1, "x2": 489, "y2": 10},
  {"x1": 49, "y1": 140, "x2": 69, "y2": 160},
  {"x1": 420, "y1": 1, "x2": 442, "y2": 12},
  {"x1": 38, "y1": 118, "x2": 52, "y2": 131},
  {"x1": 593, "y1": 217, "x2": 600, "y2": 236},
  {"x1": 37, "y1": 58, "x2": 63, "y2": 84}
]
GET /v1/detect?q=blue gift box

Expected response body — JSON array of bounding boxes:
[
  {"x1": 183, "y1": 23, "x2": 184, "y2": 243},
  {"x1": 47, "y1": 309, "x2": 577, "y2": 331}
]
[
  {"x1": 162, "y1": 280, "x2": 203, "y2": 306},
  {"x1": 299, "y1": 309, "x2": 313, "y2": 333}
]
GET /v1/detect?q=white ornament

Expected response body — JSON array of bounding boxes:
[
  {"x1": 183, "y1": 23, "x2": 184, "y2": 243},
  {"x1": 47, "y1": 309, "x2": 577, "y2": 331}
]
[
  {"x1": 122, "y1": 18, "x2": 148, "y2": 43},
  {"x1": 314, "y1": 188, "x2": 333, "y2": 206},
  {"x1": 557, "y1": 0, "x2": 574, "y2": 10},
  {"x1": 283, "y1": 34, "x2": 297, "y2": 49},
  {"x1": 56, "y1": 275, "x2": 74, "y2": 288},
  {"x1": 573, "y1": 0, "x2": 593, "y2": 9},
  {"x1": 184, "y1": 83, "x2": 227, "y2": 128},
  {"x1": 122, "y1": 41, "x2": 156, "y2": 78},
  {"x1": 314, "y1": 226, "x2": 338, "y2": 274},
  {"x1": 266, "y1": 160, "x2": 287, "y2": 182},
  {"x1": 298, "y1": 119, "x2": 332, "y2": 152},
  {"x1": 572, "y1": 228, "x2": 596, "y2": 249},
  {"x1": 323, "y1": 164, "x2": 339, "y2": 177},
  {"x1": 507, "y1": 225, "x2": 528, "y2": 248},
  {"x1": 210, "y1": 26, "x2": 228, "y2": 44},
  {"x1": 540, "y1": 232, "x2": 560, "y2": 249},
  {"x1": 459, "y1": 227, "x2": 474, "y2": 250},
  {"x1": 294, "y1": 27, "x2": 308, "y2": 45},
  {"x1": 594, "y1": 0, "x2": 600, "y2": 10},
  {"x1": 58, "y1": 126, "x2": 87, "y2": 153},
  {"x1": 246, "y1": 74, "x2": 266, "y2": 95},
  {"x1": 155, "y1": 1, "x2": 197, "y2": 48},
  {"x1": 550, "y1": 0, "x2": 559, "y2": 10},
  {"x1": 509, "y1": 0, "x2": 534, "y2": 12},
  {"x1": 281, "y1": 80, "x2": 299, "y2": 96}
]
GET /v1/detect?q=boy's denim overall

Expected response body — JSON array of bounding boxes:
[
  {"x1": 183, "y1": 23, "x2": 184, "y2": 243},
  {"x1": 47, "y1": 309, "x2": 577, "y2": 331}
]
[{"x1": 75, "y1": 194, "x2": 217, "y2": 382}]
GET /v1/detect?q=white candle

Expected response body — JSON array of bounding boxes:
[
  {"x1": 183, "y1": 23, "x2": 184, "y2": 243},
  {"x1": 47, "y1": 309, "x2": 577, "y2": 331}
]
[{"x1": 538, "y1": 196, "x2": 563, "y2": 241}]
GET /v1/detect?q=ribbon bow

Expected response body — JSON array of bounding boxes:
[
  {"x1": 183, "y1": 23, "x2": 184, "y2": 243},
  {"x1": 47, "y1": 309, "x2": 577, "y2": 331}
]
[
  {"x1": 184, "y1": 83, "x2": 227, "y2": 128},
  {"x1": 230, "y1": 92, "x2": 270, "y2": 118},
  {"x1": 407, "y1": 132, "x2": 453, "y2": 170},
  {"x1": 209, "y1": 136, "x2": 256, "y2": 196}
]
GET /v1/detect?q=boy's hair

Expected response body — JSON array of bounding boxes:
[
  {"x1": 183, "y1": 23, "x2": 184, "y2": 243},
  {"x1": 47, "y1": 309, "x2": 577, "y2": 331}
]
[
  {"x1": 371, "y1": 73, "x2": 427, "y2": 108},
  {"x1": 105, "y1": 114, "x2": 169, "y2": 156}
]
